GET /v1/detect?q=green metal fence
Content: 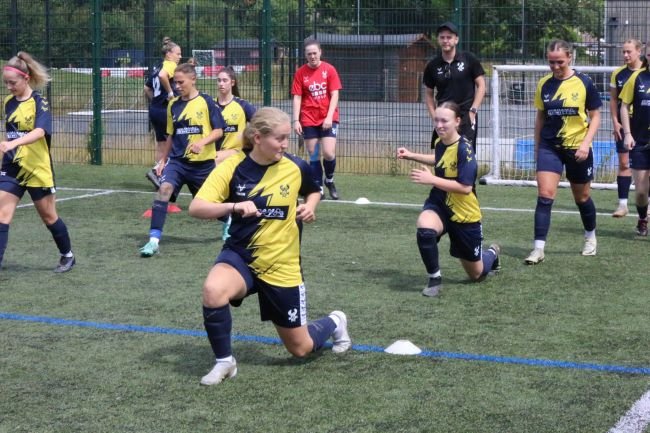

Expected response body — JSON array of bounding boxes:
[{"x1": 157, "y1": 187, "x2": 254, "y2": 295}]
[{"x1": 0, "y1": 0, "x2": 647, "y2": 174}]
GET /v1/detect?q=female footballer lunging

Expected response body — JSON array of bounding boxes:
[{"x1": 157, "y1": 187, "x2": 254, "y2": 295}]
[
  {"x1": 189, "y1": 107, "x2": 351, "y2": 385},
  {"x1": 397, "y1": 102, "x2": 500, "y2": 297}
]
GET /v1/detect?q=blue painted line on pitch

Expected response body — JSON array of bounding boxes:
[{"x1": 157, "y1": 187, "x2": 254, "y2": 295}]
[{"x1": 3, "y1": 311, "x2": 650, "y2": 376}]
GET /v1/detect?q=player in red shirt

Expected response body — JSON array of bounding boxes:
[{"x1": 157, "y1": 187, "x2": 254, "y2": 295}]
[{"x1": 292, "y1": 38, "x2": 342, "y2": 199}]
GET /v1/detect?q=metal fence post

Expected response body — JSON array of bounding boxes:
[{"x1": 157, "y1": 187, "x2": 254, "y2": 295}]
[
  {"x1": 261, "y1": 0, "x2": 272, "y2": 106},
  {"x1": 91, "y1": 0, "x2": 103, "y2": 165}
]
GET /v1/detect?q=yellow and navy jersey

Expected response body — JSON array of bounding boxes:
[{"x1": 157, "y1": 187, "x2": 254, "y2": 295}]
[
  {"x1": 217, "y1": 97, "x2": 256, "y2": 151},
  {"x1": 166, "y1": 92, "x2": 226, "y2": 162},
  {"x1": 431, "y1": 136, "x2": 481, "y2": 223},
  {"x1": 619, "y1": 68, "x2": 650, "y2": 145},
  {"x1": 534, "y1": 71, "x2": 602, "y2": 149},
  {"x1": 196, "y1": 151, "x2": 320, "y2": 287},
  {"x1": 611, "y1": 65, "x2": 637, "y2": 116},
  {"x1": 145, "y1": 60, "x2": 177, "y2": 107},
  {"x1": 2, "y1": 91, "x2": 54, "y2": 187}
]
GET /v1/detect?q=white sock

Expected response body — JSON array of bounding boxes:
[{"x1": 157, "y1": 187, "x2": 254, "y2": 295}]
[
  {"x1": 619, "y1": 198, "x2": 628, "y2": 206},
  {"x1": 534, "y1": 240, "x2": 546, "y2": 250},
  {"x1": 329, "y1": 314, "x2": 341, "y2": 328},
  {"x1": 584, "y1": 230, "x2": 596, "y2": 240},
  {"x1": 62, "y1": 251, "x2": 74, "y2": 258},
  {"x1": 428, "y1": 270, "x2": 441, "y2": 278},
  {"x1": 148, "y1": 237, "x2": 160, "y2": 245},
  {"x1": 216, "y1": 355, "x2": 233, "y2": 364}
]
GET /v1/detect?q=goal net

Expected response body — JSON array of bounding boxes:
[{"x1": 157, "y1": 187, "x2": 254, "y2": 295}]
[
  {"x1": 481, "y1": 65, "x2": 618, "y2": 188},
  {"x1": 191, "y1": 49, "x2": 215, "y2": 67}
]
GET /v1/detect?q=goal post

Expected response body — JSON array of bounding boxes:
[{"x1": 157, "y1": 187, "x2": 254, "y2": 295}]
[{"x1": 481, "y1": 65, "x2": 618, "y2": 189}]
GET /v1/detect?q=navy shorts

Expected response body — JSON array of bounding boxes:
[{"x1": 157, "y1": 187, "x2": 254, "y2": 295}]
[
  {"x1": 160, "y1": 158, "x2": 215, "y2": 198},
  {"x1": 0, "y1": 175, "x2": 54, "y2": 201},
  {"x1": 422, "y1": 201, "x2": 484, "y2": 262},
  {"x1": 148, "y1": 105, "x2": 168, "y2": 142},
  {"x1": 216, "y1": 248, "x2": 308, "y2": 328},
  {"x1": 536, "y1": 144, "x2": 594, "y2": 183},
  {"x1": 615, "y1": 128, "x2": 628, "y2": 154},
  {"x1": 629, "y1": 144, "x2": 650, "y2": 170},
  {"x1": 302, "y1": 122, "x2": 339, "y2": 140}
]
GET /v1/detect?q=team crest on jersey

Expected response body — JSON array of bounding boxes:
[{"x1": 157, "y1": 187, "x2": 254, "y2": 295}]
[
  {"x1": 279, "y1": 184, "x2": 290, "y2": 198},
  {"x1": 195, "y1": 111, "x2": 204, "y2": 120},
  {"x1": 322, "y1": 70, "x2": 328, "y2": 79},
  {"x1": 543, "y1": 93, "x2": 550, "y2": 102},
  {"x1": 236, "y1": 183, "x2": 247, "y2": 196},
  {"x1": 572, "y1": 92, "x2": 579, "y2": 102},
  {"x1": 457, "y1": 62, "x2": 465, "y2": 72}
]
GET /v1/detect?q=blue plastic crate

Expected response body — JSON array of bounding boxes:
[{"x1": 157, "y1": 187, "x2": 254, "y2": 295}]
[{"x1": 514, "y1": 139, "x2": 617, "y2": 173}]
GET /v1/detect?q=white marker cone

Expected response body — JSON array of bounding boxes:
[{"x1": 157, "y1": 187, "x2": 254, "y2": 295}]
[{"x1": 384, "y1": 340, "x2": 422, "y2": 355}]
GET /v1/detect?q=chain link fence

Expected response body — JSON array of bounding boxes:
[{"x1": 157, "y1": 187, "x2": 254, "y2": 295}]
[{"x1": 0, "y1": 0, "x2": 648, "y2": 174}]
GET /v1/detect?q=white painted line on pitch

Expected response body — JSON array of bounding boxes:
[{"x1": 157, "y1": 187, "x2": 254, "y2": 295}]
[
  {"x1": 54, "y1": 187, "x2": 624, "y2": 218},
  {"x1": 16, "y1": 190, "x2": 116, "y2": 209},
  {"x1": 58, "y1": 187, "x2": 193, "y2": 196},
  {"x1": 607, "y1": 389, "x2": 650, "y2": 433}
]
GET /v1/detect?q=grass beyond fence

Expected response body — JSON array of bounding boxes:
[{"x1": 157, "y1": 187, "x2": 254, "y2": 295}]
[{"x1": 1, "y1": 166, "x2": 649, "y2": 433}]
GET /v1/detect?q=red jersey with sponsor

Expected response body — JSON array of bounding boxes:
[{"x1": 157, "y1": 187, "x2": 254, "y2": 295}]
[{"x1": 291, "y1": 61, "x2": 342, "y2": 126}]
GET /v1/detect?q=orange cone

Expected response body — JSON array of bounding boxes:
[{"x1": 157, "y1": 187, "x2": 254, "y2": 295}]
[{"x1": 142, "y1": 204, "x2": 182, "y2": 218}]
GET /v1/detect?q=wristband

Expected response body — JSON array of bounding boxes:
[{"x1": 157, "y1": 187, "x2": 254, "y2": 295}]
[{"x1": 167, "y1": 91, "x2": 174, "y2": 98}]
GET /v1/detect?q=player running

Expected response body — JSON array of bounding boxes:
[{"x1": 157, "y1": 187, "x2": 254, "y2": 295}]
[
  {"x1": 139, "y1": 63, "x2": 225, "y2": 257},
  {"x1": 0, "y1": 52, "x2": 75, "y2": 272}
]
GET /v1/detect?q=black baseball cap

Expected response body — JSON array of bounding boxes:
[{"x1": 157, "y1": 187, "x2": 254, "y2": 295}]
[{"x1": 436, "y1": 21, "x2": 458, "y2": 35}]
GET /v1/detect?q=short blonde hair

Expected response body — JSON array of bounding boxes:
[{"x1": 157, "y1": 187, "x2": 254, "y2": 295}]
[{"x1": 242, "y1": 107, "x2": 290, "y2": 150}]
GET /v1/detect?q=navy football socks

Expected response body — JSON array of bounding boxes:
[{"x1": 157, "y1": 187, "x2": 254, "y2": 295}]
[
  {"x1": 203, "y1": 305, "x2": 233, "y2": 359},
  {"x1": 46, "y1": 218, "x2": 72, "y2": 255},
  {"x1": 416, "y1": 227, "x2": 440, "y2": 275},
  {"x1": 308, "y1": 316, "x2": 337, "y2": 352},
  {"x1": 617, "y1": 176, "x2": 631, "y2": 200},
  {"x1": 149, "y1": 200, "x2": 168, "y2": 238},
  {"x1": 0, "y1": 223, "x2": 8, "y2": 266},
  {"x1": 323, "y1": 158, "x2": 336, "y2": 182},
  {"x1": 534, "y1": 197, "x2": 554, "y2": 241},
  {"x1": 576, "y1": 197, "x2": 597, "y2": 232}
]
